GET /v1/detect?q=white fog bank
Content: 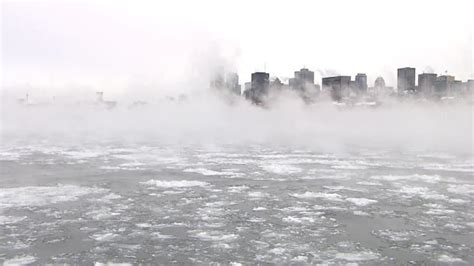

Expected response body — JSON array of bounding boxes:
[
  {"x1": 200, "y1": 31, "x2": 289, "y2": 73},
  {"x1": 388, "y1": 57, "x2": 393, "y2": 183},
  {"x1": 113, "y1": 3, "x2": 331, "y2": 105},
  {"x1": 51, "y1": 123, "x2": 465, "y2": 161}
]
[{"x1": 1, "y1": 94, "x2": 472, "y2": 155}]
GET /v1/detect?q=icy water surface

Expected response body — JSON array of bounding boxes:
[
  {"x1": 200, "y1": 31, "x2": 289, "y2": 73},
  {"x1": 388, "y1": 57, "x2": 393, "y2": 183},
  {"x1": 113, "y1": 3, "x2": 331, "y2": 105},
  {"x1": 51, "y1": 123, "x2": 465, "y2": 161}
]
[{"x1": 0, "y1": 141, "x2": 473, "y2": 265}]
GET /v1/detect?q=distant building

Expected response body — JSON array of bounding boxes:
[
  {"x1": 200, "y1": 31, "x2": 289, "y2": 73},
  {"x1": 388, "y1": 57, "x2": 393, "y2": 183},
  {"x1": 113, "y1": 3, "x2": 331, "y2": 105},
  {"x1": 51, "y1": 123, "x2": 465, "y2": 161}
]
[
  {"x1": 292, "y1": 68, "x2": 315, "y2": 91},
  {"x1": 355, "y1": 73, "x2": 368, "y2": 93},
  {"x1": 225, "y1": 72, "x2": 241, "y2": 95},
  {"x1": 251, "y1": 72, "x2": 270, "y2": 92},
  {"x1": 374, "y1": 77, "x2": 386, "y2": 90},
  {"x1": 244, "y1": 72, "x2": 270, "y2": 104},
  {"x1": 288, "y1": 78, "x2": 296, "y2": 88},
  {"x1": 418, "y1": 73, "x2": 437, "y2": 97},
  {"x1": 369, "y1": 76, "x2": 395, "y2": 97},
  {"x1": 290, "y1": 68, "x2": 320, "y2": 102},
  {"x1": 397, "y1": 67, "x2": 416, "y2": 93},
  {"x1": 322, "y1": 76, "x2": 351, "y2": 101},
  {"x1": 211, "y1": 72, "x2": 241, "y2": 95},
  {"x1": 270, "y1": 77, "x2": 284, "y2": 90},
  {"x1": 467, "y1": 80, "x2": 474, "y2": 89},
  {"x1": 434, "y1": 75, "x2": 455, "y2": 98},
  {"x1": 244, "y1": 82, "x2": 251, "y2": 91},
  {"x1": 466, "y1": 80, "x2": 474, "y2": 93},
  {"x1": 210, "y1": 73, "x2": 225, "y2": 89}
]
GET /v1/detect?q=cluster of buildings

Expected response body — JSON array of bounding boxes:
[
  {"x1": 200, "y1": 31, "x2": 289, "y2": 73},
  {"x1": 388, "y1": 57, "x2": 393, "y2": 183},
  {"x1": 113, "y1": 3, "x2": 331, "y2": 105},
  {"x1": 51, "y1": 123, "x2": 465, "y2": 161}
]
[
  {"x1": 15, "y1": 67, "x2": 473, "y2": 109},
  {"x1": 211, "y1": 67, "x2": 474, "y2": 105},
  {"x1": 398, "y1": 67, "x2": 473, "y2": 99}
]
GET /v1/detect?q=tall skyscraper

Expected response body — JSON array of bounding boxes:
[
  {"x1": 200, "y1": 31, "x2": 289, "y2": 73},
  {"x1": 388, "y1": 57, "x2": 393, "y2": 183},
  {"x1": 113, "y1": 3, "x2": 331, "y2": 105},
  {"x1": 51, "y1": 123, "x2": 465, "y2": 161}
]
[
  {"x1": 293, "y1": 68, "x2": 315, "y2": 90},
  {"x1": 251, "y1": 72, "x2": 270, "y2": 92},
  {"x1": 434, "y1": 75, "x2": 455, "y2": 97},
  {"x1": 245, "y1": 72, "x2": 270, "y2": 104},
  {"x1": 418, "y1": 73, "x2": 437, "y2": 96},
  {"x1": 322, "y1": 76, "x2": 351, "y2": 101},
  {"x1": 355, "y1": 73, "x2": 368, "y2": 93},
  {"x1": 397, "y1": 67, "x2": 416, "y2": 93}
]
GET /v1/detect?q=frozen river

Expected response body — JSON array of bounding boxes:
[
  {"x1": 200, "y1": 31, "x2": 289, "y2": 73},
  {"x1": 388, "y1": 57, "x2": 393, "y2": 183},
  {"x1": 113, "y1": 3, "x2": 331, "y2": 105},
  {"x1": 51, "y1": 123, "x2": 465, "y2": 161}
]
[{"x1": 0, "y1": 140, "x2": 473, "y2": 265}]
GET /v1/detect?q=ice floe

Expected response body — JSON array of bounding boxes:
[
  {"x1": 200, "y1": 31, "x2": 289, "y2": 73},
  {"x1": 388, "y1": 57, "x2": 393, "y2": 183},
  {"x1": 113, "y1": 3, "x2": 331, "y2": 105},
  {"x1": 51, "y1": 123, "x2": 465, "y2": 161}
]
[
  {"x1": 191, "y1": 230, "x2": 238, "y2": 242},
  {"x1": 91, "y1": 232, "x2": 120, "y2": 242},
  {"x1": 290, "y1": 192, "x2": 343, "y2": 201},
  {"x1": 0, "y1": 215, "x2": 27, "y2": 225},
  {"x1": 183, "y1": 168, "x2": 240, "y2": 177},
  {"x1": 371, "y1": 174, "x2": 441, "y2": 183},
  {"x1": 248, "y1": 191, "x2": 269, "y2": 198},
  {"x1": 372, "y1": 229, "x2": 424, "y2": 242},
  {"x1": 345, "y1": 197, "x2": 377, "y2": 206},
  {"x1": 0, "y1": 185, "x2": 108, "y2": 209},
  {"x1": 437, "y1": 254, "x2": 465, "y2": 263},
  {"x1": 447, "y1": 184, "x2": 474, "y2": 195},
  {"x1": 282, "y1": 216, "x2": 316, "y2": 224},
  {"x1": 260, "y1": 164, "x2": 302, "y2": 175},
  {"x1": 393, "y1": 186, "x2": 449, "y2": 201},
  {"x1": 140, "y1": 179, "x2": 210, "y2": 188},
  {"x1": 3, "y1": 255, "x2": 37, "y2": 265},
  {"x1": 335, "y1": 251, "x2": 379, "y2": 261}
]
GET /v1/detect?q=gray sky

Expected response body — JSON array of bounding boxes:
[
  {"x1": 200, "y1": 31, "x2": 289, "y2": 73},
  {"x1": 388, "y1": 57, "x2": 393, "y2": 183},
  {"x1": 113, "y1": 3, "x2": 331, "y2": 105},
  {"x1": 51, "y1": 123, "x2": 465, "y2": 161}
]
[{"x1": 1, "y1": 0, "x2": 473, "y2": 96}]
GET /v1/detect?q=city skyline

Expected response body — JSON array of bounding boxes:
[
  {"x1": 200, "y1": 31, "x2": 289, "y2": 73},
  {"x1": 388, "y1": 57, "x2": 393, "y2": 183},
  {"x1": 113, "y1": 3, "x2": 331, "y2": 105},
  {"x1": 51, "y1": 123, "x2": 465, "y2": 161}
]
[{"x1": 211, "y1": 65, "x2": 473, "y2": 104}]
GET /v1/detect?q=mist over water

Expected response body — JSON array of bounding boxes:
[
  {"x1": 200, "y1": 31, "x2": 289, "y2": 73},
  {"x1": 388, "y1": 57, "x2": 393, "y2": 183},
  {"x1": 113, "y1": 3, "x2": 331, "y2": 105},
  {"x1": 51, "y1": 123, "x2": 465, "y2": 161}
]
[{"x1": 2, "y1": 92, "x2": 473, "y2": 154}]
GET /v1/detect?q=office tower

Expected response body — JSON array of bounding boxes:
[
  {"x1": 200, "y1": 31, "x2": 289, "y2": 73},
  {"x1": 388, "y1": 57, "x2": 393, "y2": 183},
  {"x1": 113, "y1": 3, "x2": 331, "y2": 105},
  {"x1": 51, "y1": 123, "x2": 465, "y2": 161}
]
[
  {"x1": 322, "y1": 76, "x2": 351, "y2": 101},
  {"x1": 418, "y1": 73, "x2": 437, "y2": 97},
  {"x1": 397, "y1": 67, "x2": 416, "y2": 93},
  {"x1": 293, "y1": 68, "x2": 315, "y2": 91},
  {"x1": 434, "y1": 75, "x2": 455, "y2": 97},
  {"x1": 245, "y1": 72, "x2": 270, "y2": 104},
  {"x1": 355, "y1": 73, "x2": 368, "y2": 93}
]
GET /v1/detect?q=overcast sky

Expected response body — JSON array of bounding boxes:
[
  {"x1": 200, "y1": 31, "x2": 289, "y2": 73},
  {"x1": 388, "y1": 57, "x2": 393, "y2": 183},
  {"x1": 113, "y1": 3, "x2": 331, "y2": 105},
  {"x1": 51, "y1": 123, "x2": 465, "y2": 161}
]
[{"x1": 1, "y1": 0, "x2": 473, "y2": 96}]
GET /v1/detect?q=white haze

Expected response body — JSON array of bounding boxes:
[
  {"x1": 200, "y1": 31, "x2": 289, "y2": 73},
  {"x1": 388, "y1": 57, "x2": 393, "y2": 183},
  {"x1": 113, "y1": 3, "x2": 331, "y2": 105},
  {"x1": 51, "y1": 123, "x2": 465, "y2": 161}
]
[{"x1": 1, "y1": 93, "x2": 473, "y2": 155}]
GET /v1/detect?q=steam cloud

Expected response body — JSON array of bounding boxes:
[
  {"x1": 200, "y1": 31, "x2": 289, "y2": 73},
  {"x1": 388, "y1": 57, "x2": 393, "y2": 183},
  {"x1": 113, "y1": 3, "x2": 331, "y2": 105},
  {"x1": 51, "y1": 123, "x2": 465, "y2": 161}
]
[{"x1": 1, "y1": 92, "x2": 472, "y2": 155}]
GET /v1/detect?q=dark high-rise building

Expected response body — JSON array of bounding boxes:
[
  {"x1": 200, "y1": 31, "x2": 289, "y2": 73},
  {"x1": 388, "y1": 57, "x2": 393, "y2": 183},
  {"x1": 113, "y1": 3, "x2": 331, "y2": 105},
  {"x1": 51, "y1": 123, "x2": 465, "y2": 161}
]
[
  {"x1": 322, "y1": 76, "x2": 351, "y2": 101},
  {"x1": 434, "y1": 75, "x2": 455, "y2": 97},
  {"x1": 290, "y1": 68, "x2": 315, "y2": 91},
  {"x1": 251, "y1": 72, "x2": 270, "y2": 92},
  {"x1": 355, "y1": 73, "x2": 368, "y2": 93},
  {"x1": 397, "y1": 67, "x2": 416, "y2": 93},
  {"x1": 295, "y1": 68, "x2": 315, "y2": 85},
  {"x1": 245, "y1": 72, "x2": 270, "y2": 104},
  {"x1": 418, "y1": 73, "x2": 437, "y2": 96}
]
